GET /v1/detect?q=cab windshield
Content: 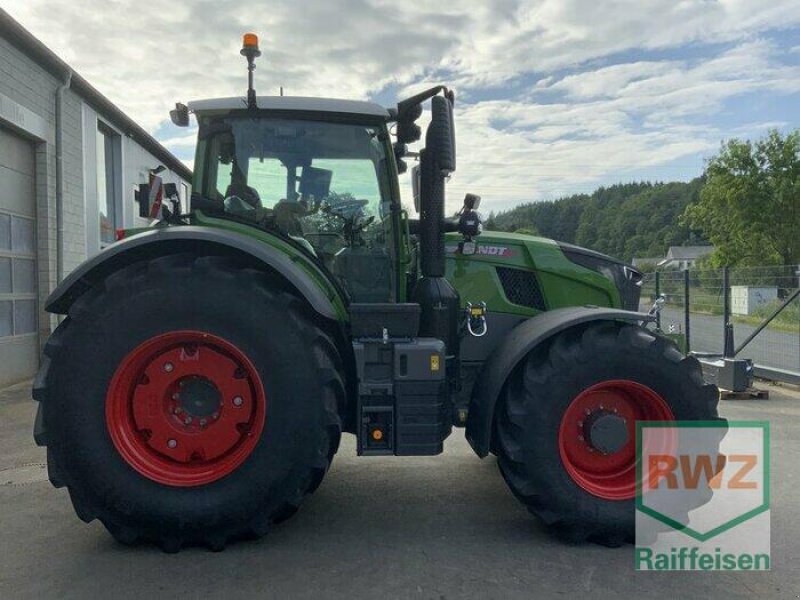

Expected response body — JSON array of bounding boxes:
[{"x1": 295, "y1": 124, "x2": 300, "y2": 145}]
[{"x1": 201, "y1": 116, "x2": 395, "y2": 302}]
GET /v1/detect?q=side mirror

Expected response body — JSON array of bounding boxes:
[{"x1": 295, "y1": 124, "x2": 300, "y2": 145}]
[
  {"x1": 136, "y1": 184, "x2": 149, "y2": 218},
  {"x1": 163, "y1": 182, "x2": 181, "y2": 214},
  {"x1": 170, "y1": 103, "x2": 189, "y2": 127},
  {"x1": 412, "y1": 165, "x2": 421, "y2": 213}
]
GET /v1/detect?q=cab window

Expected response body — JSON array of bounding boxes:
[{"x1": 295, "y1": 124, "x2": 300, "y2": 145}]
[{"x1": 203, "y1": 117, "x2": 395, "y2": 302}]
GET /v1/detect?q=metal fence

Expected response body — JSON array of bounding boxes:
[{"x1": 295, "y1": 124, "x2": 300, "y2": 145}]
[{"x1": 639, "y1": 265, "x2": 800, "y2": 383}]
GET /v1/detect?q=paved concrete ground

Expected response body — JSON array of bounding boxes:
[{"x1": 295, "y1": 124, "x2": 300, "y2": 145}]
[{"x1": 1, "y1": 380, "x2": 798, "y2": 599}]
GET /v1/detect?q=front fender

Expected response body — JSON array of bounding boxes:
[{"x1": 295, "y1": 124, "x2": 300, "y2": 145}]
[
  {"x1": 46, "y1": 226, "x2": 343, "y2": 320},
  {"x1": 465, "y1": 306, "x2": 651, "y2": 457}
]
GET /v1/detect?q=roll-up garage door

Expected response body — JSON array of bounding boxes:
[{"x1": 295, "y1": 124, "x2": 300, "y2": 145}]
[{"x1": 0, "y1": 125, "x2": 38, "y2": 386}]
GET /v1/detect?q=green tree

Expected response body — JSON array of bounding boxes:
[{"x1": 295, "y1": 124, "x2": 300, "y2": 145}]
[
  {"x1": 683, "y1": 129, "x2": 800, "y2": 266},
  {"x1": 513, "y1": 226, "x2": 540, "y2": 236},
  {"x1": 490, "y1": 180, "x2": 704, "y2": 262}
]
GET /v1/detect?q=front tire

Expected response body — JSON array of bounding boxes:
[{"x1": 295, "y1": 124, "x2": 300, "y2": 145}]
[
  {"x1": 494, "y1": 322, "x2": 724, "y2": 546},
  {"x1": 35, "y1": 254, "x2": 344, "y2": 552}
]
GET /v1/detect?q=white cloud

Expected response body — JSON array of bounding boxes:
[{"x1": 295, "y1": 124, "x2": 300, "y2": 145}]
[
  {"x1": 160, "y1": 130, "x2": 198, "y2": 150},
  {"x1": 434, "y1": 40, "x2": 800, "y2": 212},
  {"x1": 5, "y1": 0, "x2": 800, "y2": 214}
]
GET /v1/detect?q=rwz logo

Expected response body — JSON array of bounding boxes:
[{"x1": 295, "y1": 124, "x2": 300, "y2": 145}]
[{"x1": 636, "y1": 421, "x2": 770, "y2": 563}]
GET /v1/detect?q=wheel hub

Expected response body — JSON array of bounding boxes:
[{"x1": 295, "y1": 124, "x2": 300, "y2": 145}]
[
  {"x1": 583, "y1": 410, "x2": 628, "y2": 455},
  {"x1": 106, "y1": 331, "x2": 266, "y2": 487},
  {"x1": 175, "y1": 377, "x2": 222, "y2": 419}
]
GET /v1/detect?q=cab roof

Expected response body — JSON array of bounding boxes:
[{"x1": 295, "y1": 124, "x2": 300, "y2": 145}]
[{"x1": 187, "y1": 96, "x2": 390, "y2": 119}]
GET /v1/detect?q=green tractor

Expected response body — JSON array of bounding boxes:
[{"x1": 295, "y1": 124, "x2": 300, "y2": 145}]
[{"x1": 32, "y1": 34, "x2": 722, "y2": 552}]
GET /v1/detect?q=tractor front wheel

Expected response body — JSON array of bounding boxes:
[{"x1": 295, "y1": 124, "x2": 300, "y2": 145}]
[
  {"x1": 35, "y1": 254, "x2": 344, "y2": 552},
  {"x1": 494, "y1": 322, "x2": 724, "y2": 546}
]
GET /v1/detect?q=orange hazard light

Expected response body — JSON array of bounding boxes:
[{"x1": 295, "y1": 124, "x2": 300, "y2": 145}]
[{"x1": 242, "y1": 33, "x2": 259, "y2": 49}]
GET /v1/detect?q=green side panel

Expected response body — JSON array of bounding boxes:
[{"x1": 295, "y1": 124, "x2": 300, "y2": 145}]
[{"x1": 444, "y1": 230, "x2": 622, "y2": 316}]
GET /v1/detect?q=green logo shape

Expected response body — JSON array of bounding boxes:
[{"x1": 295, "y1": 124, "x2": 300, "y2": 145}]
[{"x1": 635, "y1": 420, "x2": 770, "y2": 542}]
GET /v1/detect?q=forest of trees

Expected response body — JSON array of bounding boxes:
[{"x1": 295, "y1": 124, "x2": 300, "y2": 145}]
[
  {"x1": 484, "y1": 129, "x2": 800, "y2": 267},
  {"x1": 485, "y1": 179, "x2": 708, "y2": 264}
]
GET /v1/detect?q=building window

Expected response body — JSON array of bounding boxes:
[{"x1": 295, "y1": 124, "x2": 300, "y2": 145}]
[
  {"x1": 97, "y1": 122, "x2": 121, "y2": 245},
  {"x1": 0, "y1": 212, "x2": 36, "y2": 338}
]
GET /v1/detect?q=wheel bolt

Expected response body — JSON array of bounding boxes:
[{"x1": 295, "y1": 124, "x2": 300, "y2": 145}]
[
  {"x1": 184, "y1": 416, "x2": 192, "y2": 425},
  {"x1": 172, "y1": 393, "x2": 180, "y2": 400},
  {"x1": 199, "y1": 418, "x2": 207, "y2": 427},
  {"x1": 578, "y1": 435, "x2": 584, "y2": 441},
  {"x1": 163, "y1": 362, "x2": 174, "y2": 373},
  {"x1": 167, "y1": 439, "x2": 177, "y2": 449},
  {"x1": 233, "y1": 396, "x2": 243, "y2": 407}
]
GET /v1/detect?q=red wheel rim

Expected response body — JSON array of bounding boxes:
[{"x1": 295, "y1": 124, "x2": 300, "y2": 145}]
[
  {"x1": 106, "y1": 331, "x2": 266, "y2": 487},
  {"x1": 558, "y1": 379, "x2": 674, "y2": 500}
]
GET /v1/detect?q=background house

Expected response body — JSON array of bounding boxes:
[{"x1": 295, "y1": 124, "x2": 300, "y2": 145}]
[
  {"x1": 657, "y1": 246, "x2": 715, "y2": 270},
  {"x1": 0, "y1": 9, "x2": 191, "y2": 386}
]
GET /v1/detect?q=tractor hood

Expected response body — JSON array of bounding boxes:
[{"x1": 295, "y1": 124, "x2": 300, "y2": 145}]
[{"x1": 444, "y1": 230, "x2": 643, "y2": 313}]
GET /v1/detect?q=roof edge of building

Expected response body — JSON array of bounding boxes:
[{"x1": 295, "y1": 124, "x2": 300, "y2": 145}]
[{"x1": 0, "y1": 8, "x2": 192, "y2": 181}]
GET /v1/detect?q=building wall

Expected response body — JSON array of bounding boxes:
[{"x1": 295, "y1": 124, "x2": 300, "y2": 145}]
[
  {"x1": 81, "y1": 104, "x2": 188, "y2": 255},
  {"x1": 0, "y1": 32, "x2": 190, "y2": 384},
  {"x1": 0, "y1": 33, "x2": 83, "y2": 346}
]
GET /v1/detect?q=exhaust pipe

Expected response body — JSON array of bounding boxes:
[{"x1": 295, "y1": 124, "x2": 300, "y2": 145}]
[
  {"x1": 413, "y1": 95, "x2": 460, "y2": 393},
  {"x1": 418, "y1": 94, "x2": 455, "y2": 278},
  {"x1": 418, "y1": 147, "x2": 446, "y2": 277}
]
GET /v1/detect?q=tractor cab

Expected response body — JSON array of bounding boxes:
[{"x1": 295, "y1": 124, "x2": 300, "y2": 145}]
[
  {"x1": 167, "y1": 34, "x2": 459, "y2": 306},
  {"x1": 188, "y1": 97, "x2": 399, "y2": 303}
]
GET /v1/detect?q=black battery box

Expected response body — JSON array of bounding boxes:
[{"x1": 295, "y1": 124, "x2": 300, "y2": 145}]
[{"x1": 354, "y1": 337, "x2": 451, "y2": 456}]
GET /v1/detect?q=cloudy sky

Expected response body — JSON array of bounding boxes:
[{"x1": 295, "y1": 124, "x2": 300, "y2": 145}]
[{"x1": 5, "y1": 0, "x2": 800, "y2": 212}]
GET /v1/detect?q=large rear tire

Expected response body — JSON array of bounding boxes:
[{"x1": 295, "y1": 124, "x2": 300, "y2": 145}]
[
  {"x1": 34, "y1": 254, "x2": 344, "y2": 552},
  {"x1": 494, "y1": 322, "x2": 724, "y2": 546}
]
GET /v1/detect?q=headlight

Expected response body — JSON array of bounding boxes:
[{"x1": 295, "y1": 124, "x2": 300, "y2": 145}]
[{"x1": 559, "y1": 243, "x2": 643, "y2": 311}]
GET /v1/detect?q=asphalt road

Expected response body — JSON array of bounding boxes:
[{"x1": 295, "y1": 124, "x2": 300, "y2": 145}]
[
  {"x1": 1, "y1": 380, "x2": 798, "y2": 599},
  {"x1": 658, "y1": 307, "x2": 799, "y2": 374}
]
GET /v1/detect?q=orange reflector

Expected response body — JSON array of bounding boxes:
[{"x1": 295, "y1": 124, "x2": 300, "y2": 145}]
[
  {"x1": 242, "y1": 33, "x2": 259, "y2": 48},
  {"x1": 115, "y1": 228, "x2": 126, "y2": 241},
  {"x1": 371, "y1": 428, "x2": 383, "y2": 441}
]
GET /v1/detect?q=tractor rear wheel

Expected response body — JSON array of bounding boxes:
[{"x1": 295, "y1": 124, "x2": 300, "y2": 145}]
[
  {"x1": 34, "y1": 254, "x2": 344, "y2": 552},
  {"x1": 494, "y1": 321, "x2": 724, "y2": 546}
]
